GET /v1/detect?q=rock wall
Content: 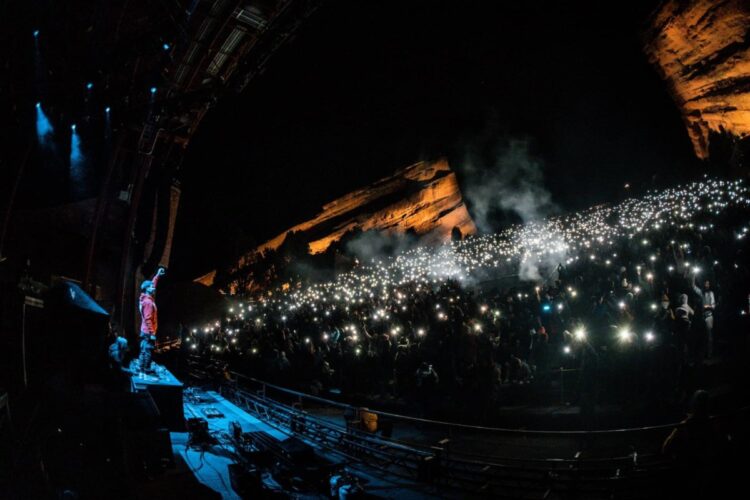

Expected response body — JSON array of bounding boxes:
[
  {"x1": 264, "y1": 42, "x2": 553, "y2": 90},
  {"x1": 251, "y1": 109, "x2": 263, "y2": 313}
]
[
  {"x1": 644, "y1": 0, "x2": 750, "y2": 159},
  {"x1": 195, "y1": 158, "x2": 476, "y2": 286}
]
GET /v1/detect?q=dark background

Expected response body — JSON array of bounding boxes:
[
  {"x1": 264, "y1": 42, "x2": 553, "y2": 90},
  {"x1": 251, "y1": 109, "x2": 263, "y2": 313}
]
[{"x1": 163, "y1": 1, "x2": 703, "y2": 278}]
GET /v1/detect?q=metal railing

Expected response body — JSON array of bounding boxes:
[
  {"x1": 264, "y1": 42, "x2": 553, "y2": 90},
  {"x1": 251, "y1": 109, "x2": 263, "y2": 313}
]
[
  {"x1": 228, "y1": 371, "x2": 682, "y2": 435},
  {"x1": 216, "y1": 373, "x2": 717, "y2": 498}
]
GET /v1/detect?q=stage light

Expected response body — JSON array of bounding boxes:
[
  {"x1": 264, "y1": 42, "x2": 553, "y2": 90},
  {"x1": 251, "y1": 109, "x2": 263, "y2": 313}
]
[
  {"x1": 35, "y1": 102, "x2": 54, "y2": 143},
  {"x1": 105, "y1": 106, "x2": 111, "y2": 113},
  {"x1": 70, "y1": 124, "x2": 83, "y2": 170},
  {"x1": 563, "y1": 345, "x2": 571, "y2": 354},
  {"x1": 644, "y1": 331, "x2": 655, "y2": 342},
  {"x1": 150, "y1": 86, "x2": 157, "y2": 94},
  {"x1": 542, "y1": 304, "x2": 551, "y2": 312},
  {"x1": 163, "y1": 43, "x2": 170, "y2": 50},
  {"x1": 86, "y1": 82, "x2": 93, "y2": 90},
  {"x1": 33, "y1": 30, "x2": 39, "y2": 38},
  {"x1": 70, "y1": 123, "x2": 83, "y2": 185}
]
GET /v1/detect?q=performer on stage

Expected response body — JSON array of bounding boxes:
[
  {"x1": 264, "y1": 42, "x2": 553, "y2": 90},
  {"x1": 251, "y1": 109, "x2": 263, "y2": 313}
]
[{"x1": 138, "y1": 267, "x2": 165, "y2": 372}]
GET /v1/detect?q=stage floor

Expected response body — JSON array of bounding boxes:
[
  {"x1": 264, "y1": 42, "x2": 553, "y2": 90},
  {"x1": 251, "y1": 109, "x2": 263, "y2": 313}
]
[
  {"x1": 157, "y1": 388, "x2": 441, "y2": 499},
  {"x1": 172, "y1": 389, "x2": 285, "y2": 499}
]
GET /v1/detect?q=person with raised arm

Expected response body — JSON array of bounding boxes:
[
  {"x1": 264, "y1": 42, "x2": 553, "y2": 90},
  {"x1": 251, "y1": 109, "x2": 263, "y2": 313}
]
[{"x1": 138, "y1": 267, "x2": 165, "y2": 372}]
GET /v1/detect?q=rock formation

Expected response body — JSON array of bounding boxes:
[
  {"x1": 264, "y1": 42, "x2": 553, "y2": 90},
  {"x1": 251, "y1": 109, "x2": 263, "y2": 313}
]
[
  {"x1": 195, "y1": 158, "x2": 476, "y2": 287},
  {"x1": 644, "y1": 0, "x2": 750, "y2": 159}
]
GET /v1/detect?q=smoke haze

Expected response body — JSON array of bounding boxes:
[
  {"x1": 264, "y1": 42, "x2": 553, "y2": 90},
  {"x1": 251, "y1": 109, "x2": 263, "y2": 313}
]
[
  {"x1": 460, "y1": 138, "x2": 566, "y2": 281},
  {"x1": 461, "y1": 138, "x2": 557, "y2": 231}
]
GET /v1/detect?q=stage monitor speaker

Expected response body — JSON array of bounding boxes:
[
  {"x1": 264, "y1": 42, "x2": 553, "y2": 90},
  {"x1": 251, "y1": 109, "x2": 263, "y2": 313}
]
[{"x1": 25, "y1": 280, "x2": 109, "y2": 387}]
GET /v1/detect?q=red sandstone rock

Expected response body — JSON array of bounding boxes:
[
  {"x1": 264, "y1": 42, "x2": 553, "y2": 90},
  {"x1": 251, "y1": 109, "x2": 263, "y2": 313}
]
[
  {"x1": 644, "y1": 0, "x2": 750, "y2": 159},
  {"x1": 195, "y1": 159, "x2": 476, "y2": 287}
]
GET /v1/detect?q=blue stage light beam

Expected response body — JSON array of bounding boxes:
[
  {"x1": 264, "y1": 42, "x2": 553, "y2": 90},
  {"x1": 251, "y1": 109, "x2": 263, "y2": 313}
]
[
  {"x1": 35, "y1": 102, "x2": 54, "y2": 144},
  {"x1": 70, "y1": 124, "x2": 83, "y2": 168},
  {"x1": 104, "y1": 107, "x2": 112, "y2": 141}
]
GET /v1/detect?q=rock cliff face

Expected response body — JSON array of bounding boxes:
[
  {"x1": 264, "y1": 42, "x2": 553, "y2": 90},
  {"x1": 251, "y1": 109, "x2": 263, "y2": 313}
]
[
  {"x1": 644, "y1": 0, "x2": 750, "y2": 159},
  {"x1": 195, "y1": 159, "x2": 476, "y2": 287}
]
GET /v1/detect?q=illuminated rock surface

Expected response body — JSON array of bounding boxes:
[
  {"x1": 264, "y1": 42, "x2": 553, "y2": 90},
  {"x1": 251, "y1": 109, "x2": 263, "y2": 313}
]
[
  {"x1": 644, "y1": 0, "x2": 750, "y2": 159},
  {"x1": 195, "y1": 159, "x2": 476, "y2": 286}
]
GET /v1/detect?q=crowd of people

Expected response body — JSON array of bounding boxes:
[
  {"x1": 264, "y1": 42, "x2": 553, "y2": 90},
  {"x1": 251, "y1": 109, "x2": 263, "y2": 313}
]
[{"x1": 183, "y1": 178, "x2": 750, "y2": 422}]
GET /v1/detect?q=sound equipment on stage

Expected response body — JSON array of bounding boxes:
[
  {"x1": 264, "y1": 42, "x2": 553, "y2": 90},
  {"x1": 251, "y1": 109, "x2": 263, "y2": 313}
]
[
  {"x1": 186, "y1": 417, "x2": 212, "y2": 447},
  {"x1": 23, "y1": 280, "x2": 109, "y2": 388},
  {"x1": 234, "y1": 430, "x2": 273, "y2": 467},
  {"x1": 201, "y1": 406, "x2": 224, "y2": 419}
]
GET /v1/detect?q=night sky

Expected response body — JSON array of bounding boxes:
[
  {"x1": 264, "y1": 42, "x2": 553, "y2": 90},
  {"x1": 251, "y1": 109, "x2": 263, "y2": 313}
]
[{"x1": 171, "y1": 0, "x2": 704, "y2": 280}]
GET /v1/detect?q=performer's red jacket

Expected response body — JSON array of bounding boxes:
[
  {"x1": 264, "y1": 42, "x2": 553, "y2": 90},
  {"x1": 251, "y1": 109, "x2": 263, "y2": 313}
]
[{"x1": 139, "y1": 273, "x2": 160, "y2": 334}]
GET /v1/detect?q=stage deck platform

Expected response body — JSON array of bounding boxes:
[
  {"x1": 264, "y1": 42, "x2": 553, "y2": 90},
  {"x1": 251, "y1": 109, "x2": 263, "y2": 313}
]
[{"x1": 159, "y1": 389, "x2": 440, "y2": 499}]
